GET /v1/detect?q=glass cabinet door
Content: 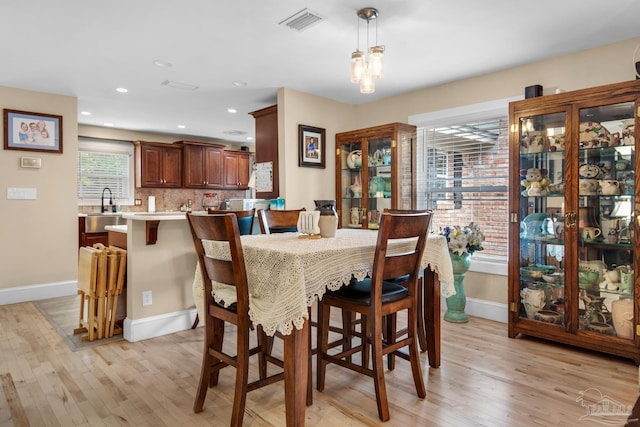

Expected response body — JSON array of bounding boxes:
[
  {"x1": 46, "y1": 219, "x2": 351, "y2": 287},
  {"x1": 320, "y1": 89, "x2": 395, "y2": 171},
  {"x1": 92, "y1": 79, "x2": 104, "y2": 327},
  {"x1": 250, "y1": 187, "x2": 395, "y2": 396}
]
[
  {"x1": 518, "y1": 111, "x2": 567, "y2": 327},
  {"x1": 365, "y1": 137, "x2": 392, "y2": 229},
  {"x1": 576, "y1": 101, "x2": 635, "y2": 339},
  {"x1": 340, "y1": 140, "x2": 364, "y2": 229}
]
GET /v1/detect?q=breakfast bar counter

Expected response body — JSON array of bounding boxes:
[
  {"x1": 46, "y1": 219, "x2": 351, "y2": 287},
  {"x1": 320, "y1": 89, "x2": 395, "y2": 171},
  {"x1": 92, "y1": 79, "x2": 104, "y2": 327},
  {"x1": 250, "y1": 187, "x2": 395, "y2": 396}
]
[{"x1": 121, "y1": 212, "x2": 198, "y2": 342}]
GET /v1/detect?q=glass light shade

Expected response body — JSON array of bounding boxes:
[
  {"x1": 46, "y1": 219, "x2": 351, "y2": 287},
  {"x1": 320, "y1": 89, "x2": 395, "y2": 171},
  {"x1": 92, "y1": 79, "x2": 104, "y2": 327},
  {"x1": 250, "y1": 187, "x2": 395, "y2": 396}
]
[
  {"x1": 359, "y1": 66, "x2": 375, "y2": 94},
  {"x1": 351, "y1": 50, "x2": 365, "y2": 83},
  {"x1": 368, "y1": 46, "x2": 384, "y2": 78}
]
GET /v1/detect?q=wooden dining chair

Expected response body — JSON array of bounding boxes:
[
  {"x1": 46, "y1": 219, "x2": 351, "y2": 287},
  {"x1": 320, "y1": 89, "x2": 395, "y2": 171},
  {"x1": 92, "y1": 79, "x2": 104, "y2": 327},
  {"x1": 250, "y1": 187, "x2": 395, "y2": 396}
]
[
  {"x1": 316, "y1": 211, "x2": 432, "y2": 422},
  {"x1": 257, "y1": 208, "x2": 306, "y2": 234},
  {"x1": 383, "y1": 208, "x2": 433, "y2": 359},
  {"x1": 187, "y1": 212, "x2": 284, "y2": 426},
  {"x1": 208, "y1": 208, "x2": 255, "y2": 236},
  {"x1": 191, "y1": 208, "x2": 256, "y2": 329}
]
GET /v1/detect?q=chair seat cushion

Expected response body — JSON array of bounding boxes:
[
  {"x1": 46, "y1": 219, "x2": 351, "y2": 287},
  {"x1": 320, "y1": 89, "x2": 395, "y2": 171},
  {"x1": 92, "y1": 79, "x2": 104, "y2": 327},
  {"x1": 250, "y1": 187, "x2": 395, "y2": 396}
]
[{"x1": 326, "y1": 278, "x2": 408, "y2": 305}]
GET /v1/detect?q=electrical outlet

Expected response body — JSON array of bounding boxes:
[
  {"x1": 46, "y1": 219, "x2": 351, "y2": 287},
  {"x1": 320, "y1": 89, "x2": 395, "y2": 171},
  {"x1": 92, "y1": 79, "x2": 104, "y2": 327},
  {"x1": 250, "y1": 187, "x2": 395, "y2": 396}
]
[
  {"x1": 142, "y1": 290, "x2": 152, "y2": 306},
  {"x1": 135, "y1": 199, "x2": 142, "y2": 206}
]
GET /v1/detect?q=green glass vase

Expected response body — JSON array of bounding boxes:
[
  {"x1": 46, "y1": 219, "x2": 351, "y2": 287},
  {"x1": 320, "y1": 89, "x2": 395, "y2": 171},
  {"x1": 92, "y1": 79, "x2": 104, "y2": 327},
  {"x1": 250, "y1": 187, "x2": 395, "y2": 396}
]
[{"x1": 444, "y1": 251, "x2": 472, "y2": 323}]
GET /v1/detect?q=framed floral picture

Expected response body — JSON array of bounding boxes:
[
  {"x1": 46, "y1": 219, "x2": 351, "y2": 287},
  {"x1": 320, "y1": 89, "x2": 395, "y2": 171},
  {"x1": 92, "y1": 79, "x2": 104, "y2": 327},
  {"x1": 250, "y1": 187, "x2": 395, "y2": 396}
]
[
  {"x1": 298, "y1": 124, "x2": 325, "y2": 168},
  {"x1": 3, "y1": 109, "x2": 63, "y2": 153}
]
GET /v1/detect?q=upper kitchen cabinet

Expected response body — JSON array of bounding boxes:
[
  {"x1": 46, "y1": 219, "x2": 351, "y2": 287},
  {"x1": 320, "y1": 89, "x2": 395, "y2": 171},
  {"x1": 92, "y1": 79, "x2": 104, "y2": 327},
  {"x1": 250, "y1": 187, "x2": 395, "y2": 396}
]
[
  {"x1": 223, "y1": 150, "x2": 251, "y2": 189},
  {"x1": 180, "y1": 141, "x2": 225, "y2": 189},
  {"x1": 135, "y1": 141, "x2": 182, "y2": 188},
  {"x1": 250, "y1": 105, "x2": 279, "y2": 199}
]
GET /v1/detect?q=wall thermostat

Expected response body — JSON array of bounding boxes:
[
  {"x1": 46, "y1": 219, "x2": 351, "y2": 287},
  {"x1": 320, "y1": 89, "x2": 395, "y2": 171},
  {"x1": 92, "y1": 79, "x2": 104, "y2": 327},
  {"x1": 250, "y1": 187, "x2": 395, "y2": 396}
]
[{"x1": 20, "y1": 157, "x2": 42, "y2": 168}]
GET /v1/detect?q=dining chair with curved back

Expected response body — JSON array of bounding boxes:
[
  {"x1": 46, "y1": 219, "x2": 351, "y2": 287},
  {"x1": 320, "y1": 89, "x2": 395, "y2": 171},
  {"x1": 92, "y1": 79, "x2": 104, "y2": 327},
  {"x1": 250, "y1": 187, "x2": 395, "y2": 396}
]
[
  {"x1": 257, "y1": 208, "x2": 306, "y2": 234},
  {"x1": 187, "y1": 212, "x2": 284, "y2": 426},
  {"x1": 316, "y1": 211, "x2": 432, "y2": 422},
  {"x1": 191, "y1": 208, "x2": 256, "y2": 329}
]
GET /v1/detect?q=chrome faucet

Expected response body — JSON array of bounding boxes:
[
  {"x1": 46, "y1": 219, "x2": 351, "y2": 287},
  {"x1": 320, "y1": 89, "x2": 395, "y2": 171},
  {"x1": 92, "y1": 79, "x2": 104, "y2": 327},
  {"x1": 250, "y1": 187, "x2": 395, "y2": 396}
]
[{"x1": 101, "y1": 187, "x2": 114, "y2": 213}]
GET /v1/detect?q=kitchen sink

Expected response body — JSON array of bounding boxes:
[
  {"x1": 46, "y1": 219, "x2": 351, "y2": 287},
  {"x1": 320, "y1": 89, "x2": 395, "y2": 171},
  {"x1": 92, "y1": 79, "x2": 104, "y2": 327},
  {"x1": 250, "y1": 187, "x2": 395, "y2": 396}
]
[{"x1": 84, "y1": 214, "x2": 126, "y2": 233}]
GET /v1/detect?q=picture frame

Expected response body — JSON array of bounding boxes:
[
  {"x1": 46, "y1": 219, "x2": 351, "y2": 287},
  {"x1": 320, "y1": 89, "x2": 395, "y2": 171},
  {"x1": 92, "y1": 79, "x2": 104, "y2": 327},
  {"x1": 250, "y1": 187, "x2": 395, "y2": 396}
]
[
  {"x1": 3, "y1": 109, "x2": 63, "y2": 153},
  {"x1": 298, "y1": 124, "x2": 325, "y2": 168}
]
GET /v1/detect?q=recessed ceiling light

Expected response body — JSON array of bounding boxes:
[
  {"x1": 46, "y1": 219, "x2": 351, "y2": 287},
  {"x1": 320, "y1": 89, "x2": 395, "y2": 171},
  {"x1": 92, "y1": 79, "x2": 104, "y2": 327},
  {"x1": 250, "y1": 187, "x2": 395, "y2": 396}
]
[
  {"x1": 227, "y1": 108, "x2": 237, "y2": 114},
  {"x1": 232, "y1": 81, "x2": 248, "y2": 87},
  {"x1": 116, "y1": 87, "x2": 128, "y2": 93},
  {"x1": 246, "y1": 136, "x2": 254, "y2": 141},
  {"x1": 104, "y1": 123, "x2": 114, "y2": 127},
  {"x1": 80, "y1": 111, "x2": 91, "y2": 116},
  {"x1": 153, "y1": 59, "x2": 173, "y2": 68},
  {"x1": 178, "y1": 125, "x2": 186, "y2": 129}
]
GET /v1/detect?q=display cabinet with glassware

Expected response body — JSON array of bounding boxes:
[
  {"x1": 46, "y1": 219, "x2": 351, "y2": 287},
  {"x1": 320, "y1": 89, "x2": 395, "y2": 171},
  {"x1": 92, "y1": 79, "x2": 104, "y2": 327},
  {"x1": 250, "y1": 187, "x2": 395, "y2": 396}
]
[
  {"x1": 508, "y1": 79, "x2": 639, "y2": 363},
  {"x1": 335, "y1": 123, "x2": 416, "y2": 230}
]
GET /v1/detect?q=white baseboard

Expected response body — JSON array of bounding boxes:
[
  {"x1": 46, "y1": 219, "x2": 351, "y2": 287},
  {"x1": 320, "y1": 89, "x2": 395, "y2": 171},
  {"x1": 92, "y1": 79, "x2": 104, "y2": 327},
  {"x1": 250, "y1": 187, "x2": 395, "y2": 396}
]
[
  {"x1": 441, "y1": 296, "x2": 508, "y2": 323},
  {"x1": 0, "y1": 281, "x2": 77, "y2": 305},
  {"x1": 123, "y1": 308, "x2": 199, "y2": 342}
]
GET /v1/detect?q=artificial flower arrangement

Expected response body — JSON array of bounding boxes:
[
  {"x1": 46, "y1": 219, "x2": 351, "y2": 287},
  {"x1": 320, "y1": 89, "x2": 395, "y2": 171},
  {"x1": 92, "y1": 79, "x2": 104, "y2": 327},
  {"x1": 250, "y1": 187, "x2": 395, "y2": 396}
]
[{"x1": 439, "y1": 222, "x2": 485, "y2": 255}]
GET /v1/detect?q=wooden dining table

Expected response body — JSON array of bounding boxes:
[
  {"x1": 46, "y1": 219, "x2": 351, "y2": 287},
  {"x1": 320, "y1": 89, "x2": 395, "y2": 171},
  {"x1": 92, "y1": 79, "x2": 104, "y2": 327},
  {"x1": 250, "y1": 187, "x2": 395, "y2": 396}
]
[{"x1": 198, "y1": 228, "x2": 454, "y2": 426}]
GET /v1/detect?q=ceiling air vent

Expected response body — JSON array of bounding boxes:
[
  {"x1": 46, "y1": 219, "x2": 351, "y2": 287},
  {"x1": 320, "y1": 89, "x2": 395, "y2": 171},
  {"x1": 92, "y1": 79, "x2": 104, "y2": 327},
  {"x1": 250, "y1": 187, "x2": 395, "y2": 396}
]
[{"x1": 279, "y1": 8, "x2": 326, "y2": 31}]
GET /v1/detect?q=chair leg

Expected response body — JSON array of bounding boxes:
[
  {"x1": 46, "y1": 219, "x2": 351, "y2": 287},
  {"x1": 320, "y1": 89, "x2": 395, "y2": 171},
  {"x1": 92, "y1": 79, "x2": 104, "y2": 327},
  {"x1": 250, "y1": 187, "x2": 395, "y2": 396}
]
[
  {"x1": 316, "y1": 300, "x2": 331, "y2": 392},
  {"x1": 230, "y1": 322, "x2": 250, "y2": 427},
  {"x1": 361, "y1": 314, "x2": 370, "y2": 369},
  {"x1": 371, "y1": 313, "x2": 390, "y2": 422},
  {"x1": 257, "y1": 325, "x2": 268, "y2": 381},
  {"x1": 416, "y1": 276, "x2": 428, "y2": 352},
  {"x1": 307, "y1": 306, "x2": 313, "y2": 406},
  {"x1": 386, "y1": 314, "x2": 397, "y2": 371},
  {"x1": 209, "y1": 317, "x2": 225, "y2": 387},
  {"x1": 191, "y1": 313, "x2": 199, "y2": 329},
  {"x1": 341, "y1": 310, "x2": 354, "y2": 363},
  {"x1": 408, "y1": 306, "x2": 426, "y2": 399}
]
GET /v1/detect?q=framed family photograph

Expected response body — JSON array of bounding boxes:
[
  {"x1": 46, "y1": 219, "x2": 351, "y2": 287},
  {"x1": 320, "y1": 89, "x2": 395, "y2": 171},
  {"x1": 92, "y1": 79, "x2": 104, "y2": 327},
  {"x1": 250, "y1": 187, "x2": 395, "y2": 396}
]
[
  {"x1": 3, "y1": 109, "x2": 63, "y2": 153},
  {"x1": 298, "y1": 124, "x2": 325, "y2": 168}
]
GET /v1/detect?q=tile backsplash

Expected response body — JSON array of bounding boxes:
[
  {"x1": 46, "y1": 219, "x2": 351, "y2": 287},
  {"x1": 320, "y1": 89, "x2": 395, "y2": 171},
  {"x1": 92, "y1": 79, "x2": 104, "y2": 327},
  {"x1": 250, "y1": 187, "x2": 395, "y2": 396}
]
[{"x1": 78, "y1": 188, "x2": 250, "y2": 214}]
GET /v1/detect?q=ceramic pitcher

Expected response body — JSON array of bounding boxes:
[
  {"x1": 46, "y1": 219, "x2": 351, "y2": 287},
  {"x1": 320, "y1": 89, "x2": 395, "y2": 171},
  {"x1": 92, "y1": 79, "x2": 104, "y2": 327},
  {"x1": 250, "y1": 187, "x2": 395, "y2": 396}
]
[{"x1": 612, "y1": 299, "x2": 633, "y2": 339}]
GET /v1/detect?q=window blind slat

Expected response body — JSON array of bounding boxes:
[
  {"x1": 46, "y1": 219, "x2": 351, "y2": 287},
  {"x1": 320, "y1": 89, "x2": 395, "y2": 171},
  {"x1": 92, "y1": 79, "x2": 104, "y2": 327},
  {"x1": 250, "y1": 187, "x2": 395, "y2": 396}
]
[{"x1": 417, "y1": 117, "x2": 509, "y2": 258}]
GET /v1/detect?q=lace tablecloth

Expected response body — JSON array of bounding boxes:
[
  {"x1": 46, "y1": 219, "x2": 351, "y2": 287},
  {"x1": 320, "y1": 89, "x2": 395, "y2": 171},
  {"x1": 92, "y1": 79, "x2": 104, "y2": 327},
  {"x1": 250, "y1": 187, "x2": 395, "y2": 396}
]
[{"x1": 193, "y1": 229, "x2": 454, "y2": 336}]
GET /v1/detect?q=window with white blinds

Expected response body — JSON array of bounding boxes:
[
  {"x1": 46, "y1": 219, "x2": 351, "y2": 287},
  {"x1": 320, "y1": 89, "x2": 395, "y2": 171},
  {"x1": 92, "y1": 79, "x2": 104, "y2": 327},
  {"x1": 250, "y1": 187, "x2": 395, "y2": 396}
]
[
  {"x1": 416, "y1": 117, "x2": 510, "y2": 259},
  {"x1": 77, "y1": 138, "x2": 134, "y2": 206}
]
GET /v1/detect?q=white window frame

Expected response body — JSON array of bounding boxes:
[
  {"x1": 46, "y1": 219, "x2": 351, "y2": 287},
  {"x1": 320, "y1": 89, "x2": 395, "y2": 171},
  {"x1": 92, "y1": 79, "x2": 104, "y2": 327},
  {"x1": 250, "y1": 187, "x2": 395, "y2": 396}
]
[
  {"x1": 409, "y1": 96, "x2": 523, "y2": 276},
  {"x1": 77, "y1": 137, "x2": 135, "y2": 207}
]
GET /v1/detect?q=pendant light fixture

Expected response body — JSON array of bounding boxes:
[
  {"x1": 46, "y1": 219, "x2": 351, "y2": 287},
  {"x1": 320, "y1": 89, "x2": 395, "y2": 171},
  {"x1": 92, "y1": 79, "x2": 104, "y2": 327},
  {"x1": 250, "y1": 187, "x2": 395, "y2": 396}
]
[{"x1": 350, "y1": 7, "x2": 384, "y2": 94}]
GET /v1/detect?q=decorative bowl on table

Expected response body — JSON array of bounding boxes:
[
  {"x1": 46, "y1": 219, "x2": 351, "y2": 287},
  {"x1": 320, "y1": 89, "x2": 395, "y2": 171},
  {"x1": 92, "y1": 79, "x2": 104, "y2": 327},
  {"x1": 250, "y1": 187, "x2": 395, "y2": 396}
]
[{"x1": 520, "y1": 265, "x2": 556, "y2": 280}]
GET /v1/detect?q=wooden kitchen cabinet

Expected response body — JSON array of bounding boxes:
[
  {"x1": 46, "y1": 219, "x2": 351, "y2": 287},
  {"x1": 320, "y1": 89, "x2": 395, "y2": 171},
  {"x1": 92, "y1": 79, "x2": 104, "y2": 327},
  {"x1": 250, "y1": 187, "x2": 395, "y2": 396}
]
[
  {"x1": 78, "y1": 217, "x2": 108, "y2": 248},
  {"x1": 508, "y1": 79, "x2": 640, "y2": 363},
  {"x1": 335, "y1": 123, "x2": 415, "y2": 230},
  {"x1": 223, "y1": 150, "x2": 251, "y2": 189},
  {"x1": 250, "y1": 105, "x2": 278, "y2": 199},
  {"x1": 181, "y1": 141, "x2": 224, "y2": 188},
  {"x1": 135, "y1": 141, "x2": 182, "y2": 188}
]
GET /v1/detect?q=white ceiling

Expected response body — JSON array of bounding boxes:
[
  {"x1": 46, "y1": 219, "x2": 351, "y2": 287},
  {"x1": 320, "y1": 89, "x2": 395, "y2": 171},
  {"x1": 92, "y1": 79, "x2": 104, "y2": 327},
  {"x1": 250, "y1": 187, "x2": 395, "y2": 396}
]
[{"x1": 1, "y1": 0, "x2": 640, "y2": 146}]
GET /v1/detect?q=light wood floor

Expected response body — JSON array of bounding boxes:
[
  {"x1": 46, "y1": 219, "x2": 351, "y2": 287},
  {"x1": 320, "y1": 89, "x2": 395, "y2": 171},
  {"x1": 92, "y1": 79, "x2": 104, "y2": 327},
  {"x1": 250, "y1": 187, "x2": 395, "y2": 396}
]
[{"x1": 1, "y1": 300, "x2": 638, "y2": 427}]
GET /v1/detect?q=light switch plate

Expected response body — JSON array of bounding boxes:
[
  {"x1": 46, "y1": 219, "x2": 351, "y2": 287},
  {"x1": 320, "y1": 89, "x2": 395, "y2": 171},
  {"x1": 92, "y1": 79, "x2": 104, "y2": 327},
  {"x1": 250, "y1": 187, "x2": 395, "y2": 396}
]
[{"x1": 7, "y1": 187, "x2": 37, "y2": 200}]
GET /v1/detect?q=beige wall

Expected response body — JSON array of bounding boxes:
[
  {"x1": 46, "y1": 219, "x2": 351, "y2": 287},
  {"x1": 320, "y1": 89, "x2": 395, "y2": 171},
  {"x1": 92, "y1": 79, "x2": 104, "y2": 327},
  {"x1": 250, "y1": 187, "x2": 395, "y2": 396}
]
[
  {"x1": 0, "y1": 86, "x2": 78, "y2": 289},
  {"x1": 277, "y1": 37, "x2": 640, "y2": 306},
  {"x1": 276, "y1": 87, "x2": 357, "y2": 211},
  {"x1": 3, "y1": 36, "x2": 640, "y2": 307}
]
